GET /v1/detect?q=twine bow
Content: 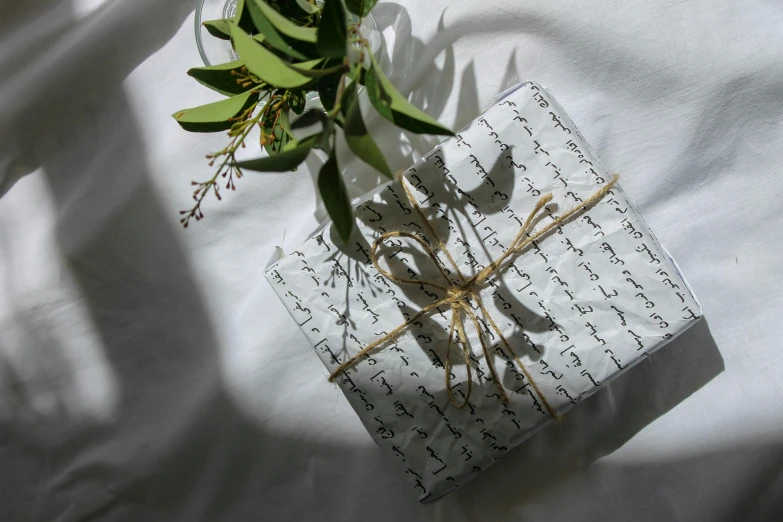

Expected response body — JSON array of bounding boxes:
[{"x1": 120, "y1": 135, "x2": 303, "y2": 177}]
[{"x1": 329, "y1": 171, "x2": 619, "y2": 417}]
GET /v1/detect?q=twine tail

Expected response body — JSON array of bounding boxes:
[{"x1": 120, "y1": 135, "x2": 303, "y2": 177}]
[
  {"x1": 463, "y1": 301, "x2": 509, "y2": 403},
  {"x1": 445, "y1": 305, "x2": 473, "y2": 408},
  {"x1": 477, "y1": 300, "x2": 560, "y2": 420}
]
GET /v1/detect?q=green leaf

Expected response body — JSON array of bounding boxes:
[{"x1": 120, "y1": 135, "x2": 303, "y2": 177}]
[
  {"x1": 291, "y1": 109, "x2": 327, "y2": 129},
  {"x1": 365, "y1": 63, "x2": 393, "y2": 121},
  {"x1": 341, "y1": 82, "x2": 393, "y2": 178},
  {"x1": 203, "y1": 19, "x2": 233, "y2": 40},
  {"x1": 279, "y1": 110, "x2": 293, "y2": 135},
  {"x1": 172, "y1": 90, "x2": 256, "y2": 133},
  {"x1": 253, "y1": 0, "x2": 317, "y2": 42},
  {"x1": 289, "y1": 91, "x2": 306, "y2": 114},
  {"x1": 262, "y1": 110, "x2": 294, "y2": 154},
  {"x1": 344, "y1": 0, "x2": 378, "y2": 17},
  {"x1": 234, "y1": 136, "x2": 318, "y2": 171},
  {"x1": 317, "y1": 0, "x2": 347, "y2": 58},
  {"x1": 366, "y1": 54, "x2": 454, "y2": 136},
  {"x1": 288, "y1": 59, "x2": 346, "y2": 77},
  {"x1": 187, "y1": 60, "x2": 249, "y2": 97},
  {"x1": 318, "y1": 150, "x2": 354, "y2": 241},
  {"x1": 286, "y1": 58, "x2": 345, "y2": 78},
  {"x1": 318, "y1": 118, "x2": 336, "y2": 150},
  {"x1": 245, "y1": 0, "x2": 315, "y2": 60},
  {"x1": 266, "y1": 0, "x2": 318, "y2": 19},
  {"x1": 357, "y1": 65, "x2": 367, "y2": 86},
  {"x1": 232, "y1": 26, "x2": 314, "y2": 88},
  {"x1": 234, "y1": 0, "x2": 257, "y2": 33},
  {"x1": 295, "y1": 0, "x2": 320, "y2": 14},
  {"x1": 317, "y1": 72, "x2": 342, "y2": 111}
]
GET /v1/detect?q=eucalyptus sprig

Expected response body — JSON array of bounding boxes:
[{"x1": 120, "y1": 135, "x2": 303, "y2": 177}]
[{"x1": 174, "y1": 0, "x2": 452, "y2": 240}]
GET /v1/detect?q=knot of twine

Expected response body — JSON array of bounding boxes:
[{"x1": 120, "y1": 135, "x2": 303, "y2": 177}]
[
  {"x1": 447, "y1": 286, "x2": 472, "y2": 303},
  {"x1": 329, "y1": 171, "x2": 619, "y2": 416}
]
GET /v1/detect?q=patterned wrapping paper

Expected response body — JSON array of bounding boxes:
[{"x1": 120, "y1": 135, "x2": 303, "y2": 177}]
[{"x1": 265, "y1": 82, "x2": 701, "y2": 502}]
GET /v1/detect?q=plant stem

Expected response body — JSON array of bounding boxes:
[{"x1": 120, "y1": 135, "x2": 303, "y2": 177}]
[
  {"x1": 180, "y1": 95, "x2": 267, "y2": 227},
  {"x1": 328, "y1": 72, "x2": 348, "y2": 118}
]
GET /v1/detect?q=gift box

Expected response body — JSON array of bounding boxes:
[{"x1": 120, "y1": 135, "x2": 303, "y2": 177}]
[{"x1": 264, "y1": 82, "x2": 701, "y2": 503}]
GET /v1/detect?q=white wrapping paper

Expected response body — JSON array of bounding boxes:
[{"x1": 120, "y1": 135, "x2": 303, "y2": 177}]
[{"x1": 265, "y1": 82, "x2": 701, "y2": 503}]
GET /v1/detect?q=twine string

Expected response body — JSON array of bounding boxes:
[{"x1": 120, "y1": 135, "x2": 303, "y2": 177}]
[{"x1": 328, "y1": 171, "x2": 619, "y2": 417}]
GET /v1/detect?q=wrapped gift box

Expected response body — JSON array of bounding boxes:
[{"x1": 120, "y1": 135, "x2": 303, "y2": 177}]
[{"x1": 264, "y1": 82, "x2": 701, "y2": 502}]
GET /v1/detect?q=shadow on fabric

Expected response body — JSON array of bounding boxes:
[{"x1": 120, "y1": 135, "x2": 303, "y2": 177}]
[{"x1": 433, "y1": 438, "x2": 783, "y2": 521}]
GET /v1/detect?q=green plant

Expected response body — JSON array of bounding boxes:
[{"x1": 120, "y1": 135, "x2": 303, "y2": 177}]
[{"x1": 174, "y1": 0, "x2": 452, "y2": 240}]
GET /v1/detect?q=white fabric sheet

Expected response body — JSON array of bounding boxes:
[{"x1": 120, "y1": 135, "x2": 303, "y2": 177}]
[{"x1": 1, "y1": 1, "x2": 781, "y2": 520}]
